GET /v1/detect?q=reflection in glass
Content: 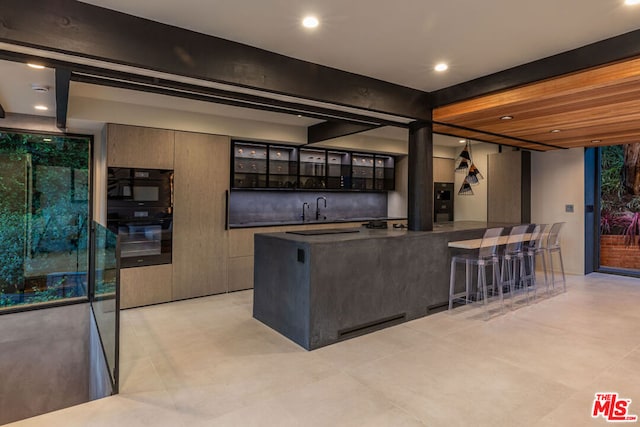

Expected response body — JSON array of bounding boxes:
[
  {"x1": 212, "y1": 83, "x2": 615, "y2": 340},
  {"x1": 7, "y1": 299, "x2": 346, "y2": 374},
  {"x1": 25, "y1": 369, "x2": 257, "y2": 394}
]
[{"x1": 91, "y1": 222, "x2": 119, "y2": 390}]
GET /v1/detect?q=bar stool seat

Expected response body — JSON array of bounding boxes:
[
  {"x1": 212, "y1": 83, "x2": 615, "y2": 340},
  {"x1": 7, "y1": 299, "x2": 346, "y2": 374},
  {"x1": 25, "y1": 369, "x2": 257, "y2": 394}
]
[{"x1": 449, "y1": 227, "x2": 504, "y2": 316}]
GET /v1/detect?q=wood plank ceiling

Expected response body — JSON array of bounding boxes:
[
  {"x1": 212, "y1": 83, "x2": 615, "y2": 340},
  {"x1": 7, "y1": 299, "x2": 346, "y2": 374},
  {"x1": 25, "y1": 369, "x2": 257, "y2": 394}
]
[{"x1": 433, "y1": 56, "x2": 640, "y2": 151}]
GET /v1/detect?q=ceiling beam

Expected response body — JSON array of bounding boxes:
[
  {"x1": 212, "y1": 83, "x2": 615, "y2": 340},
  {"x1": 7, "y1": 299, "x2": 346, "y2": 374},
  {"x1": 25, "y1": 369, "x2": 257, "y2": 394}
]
[
  {"x1": 0, "y1": 102, "x2": 5, "y2": 118},
  {"x1": 70, "y1": 72, "x2": 408, "y2": 127},
  {"x1": 55, "y1": 67, "x2": 71, "y2": 129},
  {"x1": 307, "y1": 121, "x2": 382, "y2": 145},
  {"x1": 0, "y1": 0, "x2": 431, "y2": 120},
  {"x1": 432, "y1": 28, "x2": 640, "y2": 107}
]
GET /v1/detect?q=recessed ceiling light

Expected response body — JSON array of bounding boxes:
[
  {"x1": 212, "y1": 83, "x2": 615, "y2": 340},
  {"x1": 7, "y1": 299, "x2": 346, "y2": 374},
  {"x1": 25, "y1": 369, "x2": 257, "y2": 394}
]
[
  {"x1": 27, "y1": 63, "x2": 45, "y2": 69},
  {"x1": 625, "y1": 0, "x2": 640, "y2": 5},
  {"x1": 302, "y1": 16, "x2": 319, "y2": 28},
  {"x1": 500, "y1": 115, "x2": 514, "y2": 120},
  {"x1": 43, "y1": 138, "x2": 52, "y2": 142},
  {"x1": 297, "y1": 115, "x2": 303, "y2": 118},
  {"x1": 459, "y1": 139, "x2": 466, "y2": 144},
  {"x1": 550, "y1": 129, "x2": 561, "y2": 133},
  {"x1": 34, "y1": 105, "x2": 48, "y2": 111},
  {"x1": 434, "y1": 63, "x2": 448, "y2": 72}
]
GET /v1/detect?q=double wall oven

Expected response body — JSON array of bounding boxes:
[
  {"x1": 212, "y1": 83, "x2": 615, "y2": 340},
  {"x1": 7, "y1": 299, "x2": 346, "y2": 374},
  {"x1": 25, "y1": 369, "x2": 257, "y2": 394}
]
[{"x1": 107, "y1": 168, "x2": 173, "y2": 268}]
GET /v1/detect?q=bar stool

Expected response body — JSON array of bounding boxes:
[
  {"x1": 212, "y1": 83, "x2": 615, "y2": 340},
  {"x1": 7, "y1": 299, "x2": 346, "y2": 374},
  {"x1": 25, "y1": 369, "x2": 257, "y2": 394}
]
[
  {"x1": 543, "y1": 222, "x2": 566, "y2": 293},
  {"x1": 448, "y1": 227, "x2": 504, "y2": 316},
  {"x1": 499, "y1": 224, "x2": 530, "y2": 307},
  {"x1": 523, "y1": 224, "x2": 549, "y2": 298}
]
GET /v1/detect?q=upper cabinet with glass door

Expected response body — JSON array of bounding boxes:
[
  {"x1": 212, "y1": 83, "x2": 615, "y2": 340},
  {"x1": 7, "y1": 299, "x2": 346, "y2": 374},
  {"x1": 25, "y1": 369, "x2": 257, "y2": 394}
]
[
  {"x1": 326, "y1": 151, "x2": 351, "y2": 189},
  {"x1": 268, "y1": 145, "x2": 298, "y2": 188},
  {"x1": 231, "y1": 140, "x2": 394, "y2": 191},
  {"x1": 351, "y1": 153, "x2": 375, "y2": 190},
  {"x1": 233, "y1": 142, "x2": 268, "y2": 188},
  {"x1": 299, "y1": 148, "x2": 327, "y2": 189},
  {"x1": 375, "y1": 155, "x2": 395, "y2": 191}
]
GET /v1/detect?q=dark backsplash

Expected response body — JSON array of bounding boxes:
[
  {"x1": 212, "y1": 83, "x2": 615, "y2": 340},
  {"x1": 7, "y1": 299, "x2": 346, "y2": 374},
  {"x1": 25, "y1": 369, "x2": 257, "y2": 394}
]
[{"x1": 229, "y1": 191, "x2": 388, "y2": 225}]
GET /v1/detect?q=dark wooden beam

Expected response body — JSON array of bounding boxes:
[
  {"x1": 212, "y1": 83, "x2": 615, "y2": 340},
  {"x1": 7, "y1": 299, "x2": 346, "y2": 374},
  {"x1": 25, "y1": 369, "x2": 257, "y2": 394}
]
[
  {"x1": 432, "y1": 28, "x2": 640, "y2": 107},
  {"x1": 69, "y1": 71, "x2": 406, "y2": 127},
  {"x1": 307, "y1": 121, "x2": 381, "y2": 144},
  {"x1": 55, "y1": 67, "x2": 71, "y2": 129},
  {"x1": 0, "y1": 102, "x2": 5, "y2": 118},
  {"x1": 0, "y1": 0, "x2": 430, "y2": 120}
]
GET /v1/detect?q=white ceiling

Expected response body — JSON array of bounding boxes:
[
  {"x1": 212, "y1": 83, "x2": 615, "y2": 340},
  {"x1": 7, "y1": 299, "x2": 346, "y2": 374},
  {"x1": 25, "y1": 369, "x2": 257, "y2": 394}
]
[
  {"x1": 0, "y1": 61, "x2": 56, "y2": 117},
  {"x1": 79, "y1": 0, "x2": 640, "y2": 91}
]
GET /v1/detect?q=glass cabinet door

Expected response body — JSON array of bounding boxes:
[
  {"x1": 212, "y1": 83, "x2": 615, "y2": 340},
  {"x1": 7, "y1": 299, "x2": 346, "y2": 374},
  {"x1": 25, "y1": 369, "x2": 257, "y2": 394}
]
[
  {"x1": 299, "y1": 148, "x2": 327, "y2": 189},
  {"x1": 351, "y1": 153, "x2": 374, "y2": 190},
  {"x1": 268, "y1": 145, "x2": 298, "y2": 188},
  {"x1": 233, "y1": 142, "x2": 267, "y2": 188},
  {"x1": 375, "y1": 155, "x2": 395, "y2": 191},
  {"x1": 326, "y1": 151, "x2": 351, "y2": 189}
]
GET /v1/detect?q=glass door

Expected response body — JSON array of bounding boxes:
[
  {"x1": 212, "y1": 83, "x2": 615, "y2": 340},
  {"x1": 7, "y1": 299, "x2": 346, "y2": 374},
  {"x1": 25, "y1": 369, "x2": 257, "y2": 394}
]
[
  {"x1": 299, "y1": 148, "x2": 326, "y2": 189},
  {"x1": 598, "y1": 144, "x2": 640, "y2": 274},
  {"x1": 232, "y1": 142, "x2": 267, "y2": 188},
  {"x1": 326, "y1": 151, "x2": 350, "y2": 189},
  {"x1": 351, "y1": 153, "x2": 374, "y2": 190},
  {"x1": 268, "y1": 145, "x2": 298, "y2": 188}
]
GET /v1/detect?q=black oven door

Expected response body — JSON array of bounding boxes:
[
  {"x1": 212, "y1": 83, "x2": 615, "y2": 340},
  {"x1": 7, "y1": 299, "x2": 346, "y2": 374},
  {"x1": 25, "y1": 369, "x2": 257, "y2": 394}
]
[
  {"x1": 107, "y1": 167, "x2": 173, "y2": 208},
  {"x1": 107, "y1": 208, "x2": 172, "y2": 268}
]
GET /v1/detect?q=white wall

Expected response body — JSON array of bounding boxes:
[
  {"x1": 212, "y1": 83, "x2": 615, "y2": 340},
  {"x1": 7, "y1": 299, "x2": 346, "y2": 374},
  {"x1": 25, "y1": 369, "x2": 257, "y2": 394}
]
[
  {"x1": 433, "y1": 145, "x2": 456, "y2": 159},
  {"x1": 531, "y1": 148, "x2": 585, "y2": 275},
  {"x1": 453, "y1": 143, "x2": 499, "y2": 222},
  {"x1": 388, "y1": 156, "x2": 408, "y2": 217}
]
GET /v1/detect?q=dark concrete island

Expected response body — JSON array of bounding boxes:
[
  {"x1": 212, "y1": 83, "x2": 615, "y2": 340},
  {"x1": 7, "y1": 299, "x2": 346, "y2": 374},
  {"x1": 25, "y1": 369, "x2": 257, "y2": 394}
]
[{"x1": 253, "y1": 221, "x2": 514, "y2": 350}]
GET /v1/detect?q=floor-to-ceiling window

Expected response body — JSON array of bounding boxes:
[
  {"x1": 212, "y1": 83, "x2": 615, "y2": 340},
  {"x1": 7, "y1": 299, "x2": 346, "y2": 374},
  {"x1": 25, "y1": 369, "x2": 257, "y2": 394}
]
[
  {"x1": 0, "y1": 130, "x2": 91, "y2": 309},
  {"x1": 598, "y1": 144, "x2": 640, "y2": 274}
]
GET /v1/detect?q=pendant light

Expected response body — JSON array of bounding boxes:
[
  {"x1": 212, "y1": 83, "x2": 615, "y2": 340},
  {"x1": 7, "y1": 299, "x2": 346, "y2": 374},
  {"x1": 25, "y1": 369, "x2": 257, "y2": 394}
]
[
  {"x1": 458, "y1": 177, "x2": 474, "y2": 195},
  {"x1": 456, "y1": 140, "x2": 483, "y2": 194}
]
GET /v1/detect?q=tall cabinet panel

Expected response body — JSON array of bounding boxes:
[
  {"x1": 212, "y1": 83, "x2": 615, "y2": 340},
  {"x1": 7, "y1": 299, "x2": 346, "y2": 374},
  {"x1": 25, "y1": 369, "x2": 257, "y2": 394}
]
[
  {"x1": 105, "y1": 123, "x2": 175, "y2": 309},
  {"x1": 173, "y1": 131, "x2": 229, "y2": 300},
  {"x1": 487, "y1": 150, "x2": 531, "y2": 223},
  {"x1": 105, "y1": 123, "x2": 175, "y2": 169}
]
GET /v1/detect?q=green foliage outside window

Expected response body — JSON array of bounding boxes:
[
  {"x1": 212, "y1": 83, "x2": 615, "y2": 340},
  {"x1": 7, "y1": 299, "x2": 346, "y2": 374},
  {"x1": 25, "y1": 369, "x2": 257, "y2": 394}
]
[{"x1": 0, "y1": 131, "x2": 90, "y2": 308}]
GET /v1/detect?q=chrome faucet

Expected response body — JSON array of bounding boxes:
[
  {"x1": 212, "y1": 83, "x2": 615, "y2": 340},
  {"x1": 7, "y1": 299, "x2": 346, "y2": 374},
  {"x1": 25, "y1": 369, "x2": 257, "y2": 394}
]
[
  {"x1": 301, "y1": 202, "x2": 310, "y2": 222},
  {"x1": 316, "y1": 196, "x2": 327, "y2": 220}
]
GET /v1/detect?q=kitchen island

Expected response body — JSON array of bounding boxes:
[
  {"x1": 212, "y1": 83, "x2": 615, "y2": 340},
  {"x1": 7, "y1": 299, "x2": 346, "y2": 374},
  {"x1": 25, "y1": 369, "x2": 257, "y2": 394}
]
[{"x1": 253, "y1": 221, "x2": 513, "y2": 350}]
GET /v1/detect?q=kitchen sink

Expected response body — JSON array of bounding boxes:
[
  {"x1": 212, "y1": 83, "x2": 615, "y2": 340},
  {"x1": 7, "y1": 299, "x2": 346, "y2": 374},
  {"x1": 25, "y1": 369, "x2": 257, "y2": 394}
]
[{"x1": 286, "y1": 228, "x2": 361, "y2": 236}]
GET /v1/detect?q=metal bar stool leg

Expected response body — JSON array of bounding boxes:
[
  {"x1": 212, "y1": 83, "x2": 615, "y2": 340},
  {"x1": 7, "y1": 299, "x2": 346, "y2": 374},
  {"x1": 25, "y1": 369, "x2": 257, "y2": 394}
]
[
  {"x1": 449, "y1": 258, "x2": 456, "y2": 311},
  {"x1": 558, "y1": 248, "x2": 567, "y2": 292}
]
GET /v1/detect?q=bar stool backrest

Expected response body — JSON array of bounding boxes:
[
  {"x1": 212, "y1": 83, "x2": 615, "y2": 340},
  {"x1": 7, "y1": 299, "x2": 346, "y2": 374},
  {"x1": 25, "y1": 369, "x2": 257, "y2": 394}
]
[
  {"x1": 529, "y1": 224, "x2": 548, "y2": 250},
  {"x1": 479, "y1": 227, "x2": 504, "y2": 259},
  {"x1": 505, "y1": 224, "x2": 530, "y2": 254},
  {"x1": 547, "y1": 222, "x2": 565, "y2": 249}
]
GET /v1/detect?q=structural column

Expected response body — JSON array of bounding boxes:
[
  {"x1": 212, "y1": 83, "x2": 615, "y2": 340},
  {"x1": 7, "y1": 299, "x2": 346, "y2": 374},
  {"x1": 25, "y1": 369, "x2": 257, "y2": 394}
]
[{"x1": 408, "y1": 120, "x2": 434, "y2": 231}]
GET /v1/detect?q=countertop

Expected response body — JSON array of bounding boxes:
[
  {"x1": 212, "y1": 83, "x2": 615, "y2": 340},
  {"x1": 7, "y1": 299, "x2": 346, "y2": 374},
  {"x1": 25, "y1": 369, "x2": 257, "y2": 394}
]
[{"x1": 259, "y1": 221, "x2": 517, "y2": 243}]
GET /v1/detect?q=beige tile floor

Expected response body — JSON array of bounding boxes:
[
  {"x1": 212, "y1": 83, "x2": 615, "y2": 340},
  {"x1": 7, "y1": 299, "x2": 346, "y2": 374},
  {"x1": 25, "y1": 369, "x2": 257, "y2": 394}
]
[{"x1": 7, "y1": 273, "x2": 640, "y2": 426}]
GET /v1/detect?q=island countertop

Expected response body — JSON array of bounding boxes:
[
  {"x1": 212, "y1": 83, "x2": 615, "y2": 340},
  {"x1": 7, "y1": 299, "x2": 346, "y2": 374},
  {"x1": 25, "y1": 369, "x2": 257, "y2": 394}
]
[
  {"x1": 252, "y1": 221, "x2": 517, "y2": 350},
  {"x1": 259, "y1": 221, "x2": 514, "y2": 243}
]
